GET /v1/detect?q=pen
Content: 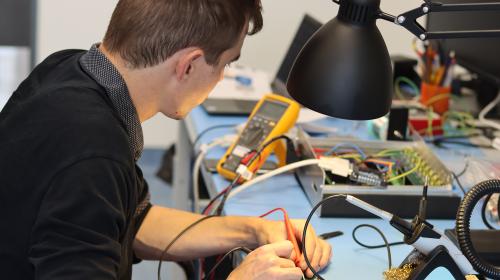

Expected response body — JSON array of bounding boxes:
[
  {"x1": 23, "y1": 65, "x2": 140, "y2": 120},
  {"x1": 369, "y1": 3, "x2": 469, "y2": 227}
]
[
  {"x1": 442, "y1": 58, "x2": 455, "y2": 87},
  {"x1": 441, "y1": 52, "x2": 455, "y2": 87},
  {"x1": 434, "y1": 66, "x2": 445, "y2": 86}
]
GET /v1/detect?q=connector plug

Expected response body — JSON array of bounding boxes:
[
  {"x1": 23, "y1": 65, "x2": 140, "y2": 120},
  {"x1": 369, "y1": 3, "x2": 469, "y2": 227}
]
[{"x1": 318, "y1": 156, "x2": 353, "y2": 177}]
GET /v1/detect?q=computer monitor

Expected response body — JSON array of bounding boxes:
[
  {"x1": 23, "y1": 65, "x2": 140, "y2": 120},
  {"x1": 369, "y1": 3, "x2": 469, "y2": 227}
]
[
  {"x1": 272, "y1": 14, "x2": 323, "y2": 95},
  {"x1": 427, "y1": 0, "x2": 500, "y2": 111}
]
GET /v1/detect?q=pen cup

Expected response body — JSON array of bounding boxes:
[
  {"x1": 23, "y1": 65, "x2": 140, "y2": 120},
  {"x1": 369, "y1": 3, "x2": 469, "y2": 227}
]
[{"x1": 420, "y1": 82, "x2": 451, "y2": 114}]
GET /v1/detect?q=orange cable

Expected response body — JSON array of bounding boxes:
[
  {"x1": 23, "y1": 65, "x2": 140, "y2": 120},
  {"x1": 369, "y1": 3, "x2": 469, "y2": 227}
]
[{"x1": 259, "y1": 208, "x2": 301, "y2": 265}]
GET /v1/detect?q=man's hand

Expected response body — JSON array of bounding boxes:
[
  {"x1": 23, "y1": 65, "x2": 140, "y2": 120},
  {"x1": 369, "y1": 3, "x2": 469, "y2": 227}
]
[
  {"x1": 256, "y1": 219, "x2": 332, "y2": 278},
  {"x1": 228, "y1": 241, "x2": 303, "y2": 280}
]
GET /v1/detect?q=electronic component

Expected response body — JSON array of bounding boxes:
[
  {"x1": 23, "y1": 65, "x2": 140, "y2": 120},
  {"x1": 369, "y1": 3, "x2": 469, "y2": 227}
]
[
  {"x1": 294, "y1": 128, "x2": 461, "y2": 218},
  {"x1": 316, "y1": 138, "x2": 449, "y2": 187},
  {"x1": 217, "y1": 94, "x2": 300, "y2": 180},
  {"x1": 349, "y1": 167, "x2": 385, "y2": 187},
  {"x1": 319, "y1": 157, "x2": 386, "y2": 187}
]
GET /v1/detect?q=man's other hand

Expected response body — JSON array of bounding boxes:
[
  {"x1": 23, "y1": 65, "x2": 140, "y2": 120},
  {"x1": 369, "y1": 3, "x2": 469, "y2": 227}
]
[
  {"x1": 228, "y1": 241, "x2": 303, "y2": 280},
  {"x1": 256, "y1": 219, "x2": 332, "y2": 278}
]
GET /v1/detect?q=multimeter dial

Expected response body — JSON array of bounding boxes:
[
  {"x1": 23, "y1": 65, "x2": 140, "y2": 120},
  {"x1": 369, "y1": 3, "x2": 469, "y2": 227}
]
[{"x1": 222, "y1": 100, "x2": 287, "y2": 171}]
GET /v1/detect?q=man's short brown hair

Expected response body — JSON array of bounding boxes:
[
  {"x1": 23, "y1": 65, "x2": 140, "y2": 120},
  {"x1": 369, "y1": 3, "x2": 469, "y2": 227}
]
[{"x1": 103, "y1": 0, "x2": 263, "y2": 68}]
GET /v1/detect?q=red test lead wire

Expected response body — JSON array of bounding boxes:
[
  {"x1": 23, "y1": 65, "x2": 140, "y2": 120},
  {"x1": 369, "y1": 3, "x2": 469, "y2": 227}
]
[
  {"x1": 201, "y1": 207, "x2": 301, "y2": 279},
  {"x1": 259, "y1": 208, "x2": 301, "y2": 265}
]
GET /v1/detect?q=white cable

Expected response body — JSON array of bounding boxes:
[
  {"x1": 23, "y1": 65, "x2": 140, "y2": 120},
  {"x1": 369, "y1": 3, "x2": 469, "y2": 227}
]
[
  {"x1": 227, "y1": 159, "x2": 321, "y2": 200},
  {"x1": 192, "y1": 144, "x2": 217, "y2": 213},
  {"x1": 478, "y1": 90, "x2": 500, "y2": 131},
  {"x1": 192, "y1": 135, "x2": 236, "y2": 213}
]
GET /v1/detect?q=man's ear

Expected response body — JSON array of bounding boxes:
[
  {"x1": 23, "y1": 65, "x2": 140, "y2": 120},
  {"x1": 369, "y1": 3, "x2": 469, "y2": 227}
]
[{"x1": 175, "y1": 49, "x2": 204, "y2": 81}]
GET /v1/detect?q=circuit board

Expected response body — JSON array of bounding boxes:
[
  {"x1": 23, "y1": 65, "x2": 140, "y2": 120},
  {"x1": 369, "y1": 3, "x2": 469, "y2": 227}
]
[
  {"x1": 293, "y1": 128, "x2": 460, "y2": 218},
  {"x1": 310, "y1": 143, "x2": 450, "y2": 187}
]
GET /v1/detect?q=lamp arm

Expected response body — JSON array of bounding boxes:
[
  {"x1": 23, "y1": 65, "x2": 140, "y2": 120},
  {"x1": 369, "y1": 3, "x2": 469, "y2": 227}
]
[
  {"x1": 377, "y1": 11, "x2": 396, "y2": 23},
  {"x1": 392, "y1": 1, "x2": 500, "y2": 40}
]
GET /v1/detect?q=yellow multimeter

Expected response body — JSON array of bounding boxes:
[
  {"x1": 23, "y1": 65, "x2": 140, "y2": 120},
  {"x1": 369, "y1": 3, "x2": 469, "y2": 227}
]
[{"x1": 216, "y1": 93, "x2": 300, "y2": 181}]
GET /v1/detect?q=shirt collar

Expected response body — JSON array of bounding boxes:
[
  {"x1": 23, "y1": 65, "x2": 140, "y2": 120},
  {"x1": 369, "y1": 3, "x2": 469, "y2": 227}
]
[{"x1": 79, "y1": 43, "x2": 143, "y2": 161}]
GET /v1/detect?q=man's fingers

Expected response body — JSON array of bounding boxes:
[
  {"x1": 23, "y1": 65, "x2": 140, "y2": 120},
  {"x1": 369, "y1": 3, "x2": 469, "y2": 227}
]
[
  {"x1": 304, "y1": 239, "x2": 332, "y2": 278},
  {"x1": 262, "y1": 240, "x2": 294, "y2": 259},
  {"x1": 311, "y1": 239, "x2": 323, "y2": 270},
  {"x1": 270, "y1": 267, "x2": 304, "y2": 280},
  {"x1": 261, "y1": 219, "x2": 333, "y2": 278},
  {"x1": 300, "y1": 226, "x2": 316, "y2": 269},
  {"x1": 303, "y1": 238, "x2": 323, "y2": 278},
  {"x1": 272, "y1": 256, "x2": 297, "y2": 268},
  {"x1": 290, "y1": 219, "x2": 317, "y2": 268},
  {"x1": 319, "y1": 239, "x2": 332, "y2": 269},
  {"x1": 232, "y1": 243, "x2": 306, "y2": 280}
]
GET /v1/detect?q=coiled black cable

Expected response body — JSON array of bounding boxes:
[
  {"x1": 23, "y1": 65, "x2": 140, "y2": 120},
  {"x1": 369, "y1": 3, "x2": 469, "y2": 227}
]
[
  {"x1": 456, "y1": 179, "x2": 500, "y2": 279},
  {"x1": 352, "y1": 224, "x2": 405, "y2": 269},
  {"x1": 352, "y1": 224, "x2": 395, "y2": 269}
]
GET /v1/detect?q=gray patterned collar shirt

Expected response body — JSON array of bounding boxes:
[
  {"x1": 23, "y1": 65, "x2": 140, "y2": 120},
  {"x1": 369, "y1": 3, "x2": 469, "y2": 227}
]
[{"x1": 79, "y1": 43, "x2": 144, "y2": 161}]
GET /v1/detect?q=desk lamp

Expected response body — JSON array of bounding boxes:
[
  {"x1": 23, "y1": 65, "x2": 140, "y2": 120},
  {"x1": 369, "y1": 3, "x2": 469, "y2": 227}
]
[
  {"x1": 286, "y1": 0, "x2": 500, "y2": 278},
  {"x1": 287, "y1": 0, "x2": 500, "y2": 120}
]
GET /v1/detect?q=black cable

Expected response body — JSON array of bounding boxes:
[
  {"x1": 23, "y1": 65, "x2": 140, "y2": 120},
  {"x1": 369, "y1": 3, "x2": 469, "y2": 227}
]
[
  {"x1": 481, "y1": 193, "x2": 496, "y2": 230},
  {"x1": 201, "y1": 186, "x2": 230, "y2": 215},
  {"x1": 214, "y1": 175, "x2": 241, "y2": 216},
  {"x1": 157, "y1": 215, "x2": 217, "y2": 280},
  {"x1": 202, "y1": 247, "x2": 252, "y2": 280},
  {"x1": 452, "y1": 172, "x2": 467, "y2": 195},
  {"x1": 201, "y1": 135, "x2": 296, "y2": 278},
  {"x1": 302, "y1": 195, "x2": 347, "y2": 280},
  {"x1": 352, "y1": 225, "x2": 404, "y2": 249},
  {"x1": 253, "y1": 135, "x2": 293, "y2": 162},
  {"x1": 456, "y1": 161, "x2": 470, "y2": 178},
  {"x1": 352, "y1": 224, "x2": 404, "y2": 269},
  {"x1": 193, "y1": 124, "x2": 236, "y2": 149},
  {"x1": 456, "y1": 179, "x2": 500, "y2": 279},
  {"x1": 203, "y1": 148, "x2": 254, "y2": 215},
  {"x1": 214, "y1": 135, "x2": 293, "y2": 216}
]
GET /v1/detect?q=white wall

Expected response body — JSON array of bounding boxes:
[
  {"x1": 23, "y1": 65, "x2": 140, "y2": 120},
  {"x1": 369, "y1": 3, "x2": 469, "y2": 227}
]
[
  {"x1": 36, "y1": 0, "x2": 177, "y2": 149},
  {"x1": 36, "y1": 0, "x2": 116, "y2": 61},
  {"x1": 36, "y1": 0, "x2": 423, "y2": 147},
  {"x1": 240, "y1": 0, "x2": 422, "y2": 75},
  {"x1": 0, "y1": 47, "x2": 31, "y2": 110}
]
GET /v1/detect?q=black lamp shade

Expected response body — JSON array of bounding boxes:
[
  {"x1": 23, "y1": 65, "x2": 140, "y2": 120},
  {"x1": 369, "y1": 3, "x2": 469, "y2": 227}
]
[{"x1": 287, "y1": 0, "x2": 393, "y2": 120}]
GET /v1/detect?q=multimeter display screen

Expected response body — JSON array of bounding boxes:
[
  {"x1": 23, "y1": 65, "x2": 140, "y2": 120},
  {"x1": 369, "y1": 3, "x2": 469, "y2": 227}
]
[{"x1": 256, "y1": 100, "x2": 288, "y2": 121}]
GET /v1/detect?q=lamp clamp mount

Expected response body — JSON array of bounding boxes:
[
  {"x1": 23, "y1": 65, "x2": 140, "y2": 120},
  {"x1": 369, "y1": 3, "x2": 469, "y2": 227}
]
[{"x1": 331, "y1": 0, "x2": 500, "y2": 41}]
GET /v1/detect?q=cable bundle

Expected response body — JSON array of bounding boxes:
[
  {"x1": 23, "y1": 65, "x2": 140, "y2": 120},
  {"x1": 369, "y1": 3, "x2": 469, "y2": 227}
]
[{"x1": 456, "y1": 179, "x2": 500, "y2": 279}]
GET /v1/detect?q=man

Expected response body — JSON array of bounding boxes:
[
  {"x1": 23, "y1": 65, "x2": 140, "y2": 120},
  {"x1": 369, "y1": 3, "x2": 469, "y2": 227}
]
[{"x1": 0, "y1": 0, "x2": 331, "y2": 279}]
